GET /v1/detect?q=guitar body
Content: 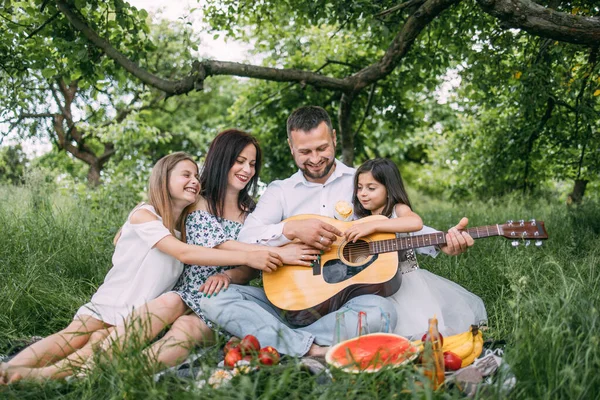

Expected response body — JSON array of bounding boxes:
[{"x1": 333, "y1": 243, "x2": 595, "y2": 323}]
[
  {"x1": 263, "y1": 214, "x2": 399, "y2": 311},
  {"x1": 263, "y1": 215, "x2": 548, "y2": 318}
]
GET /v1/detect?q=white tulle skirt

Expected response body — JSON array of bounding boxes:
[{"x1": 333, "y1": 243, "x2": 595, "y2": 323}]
[{"x1": 388, "y1": 269, "x2": 487, "y2": 339}]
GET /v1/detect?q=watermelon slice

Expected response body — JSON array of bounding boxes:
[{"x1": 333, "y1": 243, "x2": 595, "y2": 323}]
[{"x1": 325, "y1": 333, "x2": 419, "y2": 373}]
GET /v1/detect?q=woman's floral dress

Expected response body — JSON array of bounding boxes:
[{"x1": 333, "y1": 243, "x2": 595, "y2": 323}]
[{"x1": 172, "y1": 209, "x2": 242, "y2": 329}]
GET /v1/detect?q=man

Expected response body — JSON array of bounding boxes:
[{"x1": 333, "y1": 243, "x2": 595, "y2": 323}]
[{"x1": 201, "y1": 106, "x2": 473, "y2": 357}]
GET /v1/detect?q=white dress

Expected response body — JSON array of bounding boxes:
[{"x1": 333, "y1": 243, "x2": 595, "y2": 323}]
[
  {"x1": 387, "y1": 211, "x2": 488, "y2": 339},
  {"x1": 76, "y1": 204, "x2": 183, "y2": 325}
]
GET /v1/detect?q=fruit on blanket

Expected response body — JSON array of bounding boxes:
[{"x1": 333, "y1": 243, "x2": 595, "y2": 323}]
[
  {"x1": 439, "y1": 325, "x2": 484, "y2": 369},
  {"x1": 443, "y1": 351, "x2": 462, "y2": 371},
  {"x1": 441, "y1": 329, "x2": 473, "y2": 350},
  {"x1": 443, "y1": 327, "x2": 475, "y2": 360},
  {"x1": 460, "y1": 328, "x2": 484, "y2": 368},
  {"x1": 224, "y1": 337, "x2": 241, "y2": 354},
  {"x1": 422, "y1": 331, "x2": 444, "y2": 347},
  {"x1": 239, "y1": 335, "x2": 261, "y2": 355},
  {"x1": 258, "y1": 346, "x2": 280, "y2": 366},
  {"x1": 325, "y1": 333, "x2": 419, "y2": 372},
  {"x1": 224, "y1": 348, "x2": 242, "y2": 368}
]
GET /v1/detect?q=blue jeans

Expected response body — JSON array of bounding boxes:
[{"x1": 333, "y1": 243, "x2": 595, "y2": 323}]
[{"x1": 200, "y1": 284, "x2": 397, "y2": 356}]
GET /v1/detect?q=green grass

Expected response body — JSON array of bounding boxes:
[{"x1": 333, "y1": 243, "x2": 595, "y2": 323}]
[{"x1": 1, "y1": 184, "x2": 599, "y2": 399}]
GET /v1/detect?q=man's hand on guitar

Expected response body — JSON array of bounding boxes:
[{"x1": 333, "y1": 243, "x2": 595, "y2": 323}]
[
  {"x1": 343, "y1": 221, "x2": 377, "y2": 243},
  {"x1": 275, "y1": 243, "x2": 320, "y2": 266},
  {"x1": 440, "y1": 217, "x2": 474, "y2": 256},
  {"x1": 283, "y1": 218, "x2": 342, "y2": 250}
]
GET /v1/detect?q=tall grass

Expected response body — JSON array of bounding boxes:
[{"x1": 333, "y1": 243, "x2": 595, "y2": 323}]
[{"x1": 1, "y1": 184, "x2": 599, "y2": 399}]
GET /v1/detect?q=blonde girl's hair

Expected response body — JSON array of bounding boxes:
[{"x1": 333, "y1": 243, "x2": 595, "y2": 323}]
[
  {"x1": 147, "y1": 152, "x2": 198, "y2": 241},
  {"x1": 114, "y1": 152, "x2": 198, "y2": 245}
]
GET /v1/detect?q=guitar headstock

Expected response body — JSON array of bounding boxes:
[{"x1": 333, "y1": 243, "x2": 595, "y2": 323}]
[{"x1": 498, "y1": 219, "x2": 548, "y2": 246}]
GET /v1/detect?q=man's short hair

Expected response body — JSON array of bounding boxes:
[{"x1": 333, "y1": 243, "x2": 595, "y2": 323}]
[{"x1": 286, "y1": 106, "x2": 334, "y2": 140}]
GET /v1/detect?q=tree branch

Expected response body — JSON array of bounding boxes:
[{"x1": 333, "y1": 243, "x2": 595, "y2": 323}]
[
  {"x1": 350, "y1": 0, "x2": 461, "y2": 91},
  {"x1": 202, "y1": 60, "x2": 349, "y2": 91},
  {"x1": 27, "y1": 12, "x2": 60, "y2": 38},
  {"x1": 376, "y1": 0, "x2": 427, "y2": 18},
  {"x1": 19, "y1": 112, "x2": 57, "y2": 118},
  {"x1": 55, "y1": 0, "x2": 200, "y2": 95},
  {"x1": 476, "y1": 0, "x2": 600, "y2": 45}
]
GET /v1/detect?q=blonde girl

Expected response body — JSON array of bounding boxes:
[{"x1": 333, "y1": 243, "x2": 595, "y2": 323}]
[{"x1": 0, "y1": 152, "x2": 281, "y2": 383}]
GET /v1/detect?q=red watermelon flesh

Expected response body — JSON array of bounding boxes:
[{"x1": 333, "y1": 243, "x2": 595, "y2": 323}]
[{"x1": 326, "y1": 333, "x2": 418, "y2": 372}]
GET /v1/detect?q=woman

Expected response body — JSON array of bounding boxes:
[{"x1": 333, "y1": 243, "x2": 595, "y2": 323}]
[{"x1": 97, "y1": 129, "x2": 317, "y2": 369}]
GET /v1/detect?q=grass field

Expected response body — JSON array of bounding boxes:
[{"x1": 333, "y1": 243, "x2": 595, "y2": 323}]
[{"x1": 1, "y1": 183, "x2": 599, "y2": 399}]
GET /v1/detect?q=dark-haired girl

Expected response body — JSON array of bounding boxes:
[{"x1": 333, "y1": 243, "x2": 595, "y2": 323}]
[{"x1": 344, "y1": 158, "x2": 487, "y2": 339}]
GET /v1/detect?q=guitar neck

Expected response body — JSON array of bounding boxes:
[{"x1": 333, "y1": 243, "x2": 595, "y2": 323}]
[{"x1": 369, "y1": 225, "x2": 501, "y2": 254}]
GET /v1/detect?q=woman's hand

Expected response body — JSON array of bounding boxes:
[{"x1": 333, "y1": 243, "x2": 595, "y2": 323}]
[
  {"x1": 199, "y1": 273, "x2": 231, "y2": 296},
  {"x1": 275, "y1": 243, "x2": 320, "y2": 266},
  {"x1": 245, "y1": 250, "x2": 283, "y2": 272},
  {"x1": 344, "y1": 222, "x2": 376, "y2": 243}
]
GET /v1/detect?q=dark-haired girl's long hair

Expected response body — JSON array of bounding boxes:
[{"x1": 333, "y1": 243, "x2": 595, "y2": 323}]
[
  {"x1": 353, "y1": 158, "x2": 413, "y2": 218},
  {"x1": 200, "y1": 129, "x2": 262, "y2": 219}
]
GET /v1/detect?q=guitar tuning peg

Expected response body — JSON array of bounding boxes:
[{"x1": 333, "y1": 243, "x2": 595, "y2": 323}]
[
  {"x1": 525, "y1": 240, "x2": 530, "y2": 246},
  {"x1": 535, "y1": 240, "x2": 543, "y2": 247},
  {"x1": 529, "y1": 219, "x2": 537, "y2": 226},
  {"x1": 511, "y1": 240, "x2": 519, "y2": 247},
  {"x1": 507, "y1": 220, "x2": 513, "y2": 226},
  {"x1": 519, "y1": 219, "x2": 525, "y2": 226}
]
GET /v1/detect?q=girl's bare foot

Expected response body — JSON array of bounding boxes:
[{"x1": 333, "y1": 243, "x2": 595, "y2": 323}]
[
  {"x1": 0, "y1": 365, "x2": 28, "y2": 385},
  {"x1": 0, "y1": 365, "x2": 6, "y2": 385}
]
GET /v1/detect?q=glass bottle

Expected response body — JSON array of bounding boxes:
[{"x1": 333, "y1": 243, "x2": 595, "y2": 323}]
[
  {"x1": 356, "y1": 311, "x2": 369, "y2": 337},
  {"x1": 380, "y1": 311, "x2": 391, "y2": 333},
  {"x1": 332, "y1": 311, "x2": 349, "y2": 344},
  {"x1": 422, "y1": 316, "x2": 445, "y2": 390}
]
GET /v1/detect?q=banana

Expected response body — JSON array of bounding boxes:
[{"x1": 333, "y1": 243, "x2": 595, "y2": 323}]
[
  {"x1": 460, "y1": 330, "x2": 484, "y2": 368},
  {"x1": 441, "y1": 330, "x2": 473, "y2": 351},
  {"x1": 444, "y1": 330, "x2": 474, "y2": 359}
]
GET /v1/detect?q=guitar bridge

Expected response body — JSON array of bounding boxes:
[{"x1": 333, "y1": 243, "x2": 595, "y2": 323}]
[{"x1": 312, "y1": 256, "x2": 321, "y2": 276}]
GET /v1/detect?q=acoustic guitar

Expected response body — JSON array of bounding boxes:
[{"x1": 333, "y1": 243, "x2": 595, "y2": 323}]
[{"x1": 264, "y1": 214, "x2": 548, "y2": 314}]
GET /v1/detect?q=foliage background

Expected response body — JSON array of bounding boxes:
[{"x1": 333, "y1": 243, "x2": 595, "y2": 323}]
[{"x1": 1, "y1": 0, "x2": 599, "y2": 398}]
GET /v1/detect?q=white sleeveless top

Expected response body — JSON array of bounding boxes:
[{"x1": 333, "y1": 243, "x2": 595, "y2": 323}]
[{"x1": 76, "y1": 204, "x2": 183, "y2": 325}]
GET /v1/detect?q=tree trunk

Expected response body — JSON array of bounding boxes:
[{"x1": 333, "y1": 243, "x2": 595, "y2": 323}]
[
  {"x1": 567, "y1": 179, "x2": 588, "y2": 205},
  {"x1": 87, "y1": 163, "x2": 101, "y2": 187},
  {"x1": 338, "y1": 93, "x2": 355, "y2": 166}
]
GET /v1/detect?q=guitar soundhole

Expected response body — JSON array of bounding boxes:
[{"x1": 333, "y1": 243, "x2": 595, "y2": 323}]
[
  {"x1": 342, "y1": 240, "x2": 371, "y2": 264},
  {"x1": 321, "y1": 240, "x2": 377, "y2": 284}
]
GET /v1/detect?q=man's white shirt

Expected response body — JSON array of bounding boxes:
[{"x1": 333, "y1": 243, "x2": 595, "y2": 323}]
[{"x1": 238, "y1": 160, "x2": 355, "y2": 246}]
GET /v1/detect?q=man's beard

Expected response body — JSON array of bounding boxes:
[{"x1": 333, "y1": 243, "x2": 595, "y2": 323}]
[{"x1": 301, "y1": 157, "x2": 335, "y2": 180}]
